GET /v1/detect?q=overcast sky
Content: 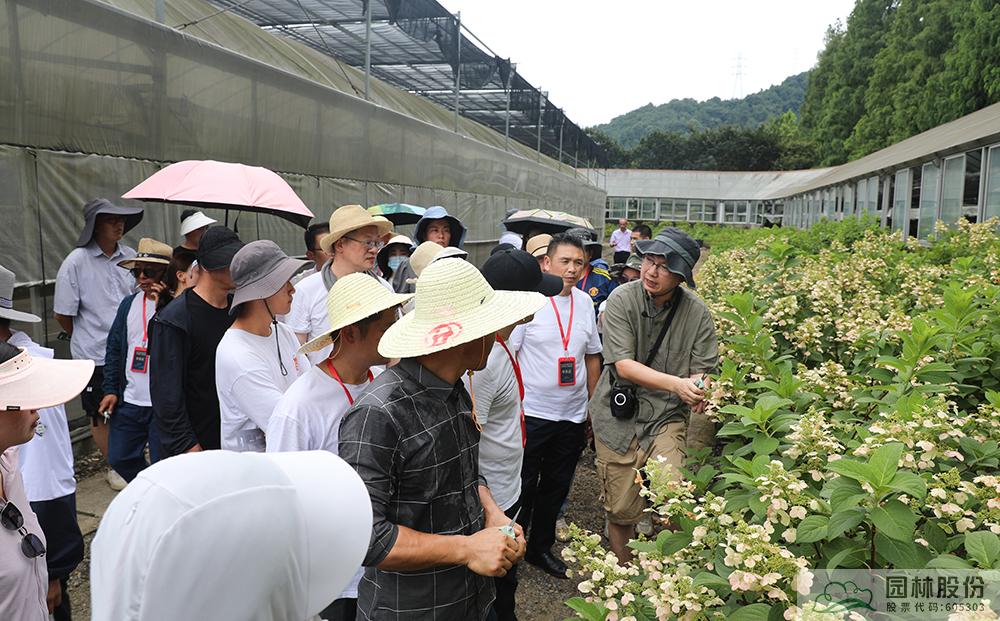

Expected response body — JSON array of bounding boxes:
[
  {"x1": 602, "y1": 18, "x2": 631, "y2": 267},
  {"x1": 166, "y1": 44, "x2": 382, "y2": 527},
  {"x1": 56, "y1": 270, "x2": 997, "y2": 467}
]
[{"x1": 437, "y1": 0, "x2": 857, "y2": 127}]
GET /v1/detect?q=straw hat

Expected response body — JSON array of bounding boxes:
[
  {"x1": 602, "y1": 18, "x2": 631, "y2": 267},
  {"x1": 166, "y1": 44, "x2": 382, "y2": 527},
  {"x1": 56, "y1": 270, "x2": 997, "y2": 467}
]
[
  {"x1": 0, "y1": 343, "x2": 95, "y2": 410},
  {"x1": 408, "y1": 241, "x2": 467, "y2": 280},
  {"x1": 300, "y1": 273, "x2": 414, "y2": 355},
  {"x1": 117, "y1": 238, "x2": 173, "y2": 270},
  {"x1": 319, "y1": 205, "x2": 394, "y2": 254},
  {"x1": 378, "y1": 259, "x2": 545, "y2": 359},
  {"x1": 525, "y1": 234, "x2": 552, "y2": 258},
  {"x1": 0, "y1": 265, "x2": 40, "y2": 323}
]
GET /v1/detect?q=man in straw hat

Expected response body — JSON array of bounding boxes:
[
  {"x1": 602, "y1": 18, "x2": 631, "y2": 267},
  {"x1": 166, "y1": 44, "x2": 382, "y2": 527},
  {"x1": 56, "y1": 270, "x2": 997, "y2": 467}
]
[
  {"x1": 216, "y1": 241, "x2": 311, "y2": 453},
  {"x1": 589, "y1": 227, "x2": 718, "y2": 564},
  {"x1": 53, "y1": 198, "x2": 143, "y2": 490},
  {"x1": 0, "y1": 340, "x2": 94, "y2": 621},
  {"x1": 1, "y1": 265, "x2": 85, "y2": 620},
  {"x1": 150, "y1": 226, "x2": 244, "y2": 457},
  {"x1": 464, "y1": 249, "x2": 563, "y2": 621},
  {"x1": 286, "y1": 205, "x2": 393, "y2": 364},
  {"x1": 268, "y1": 273, "x2": 412, "y2": 620},
  {"x1": 340, "y1": 259, "x2": 545, "y2": 620},
  {"x1": 97, "y1": 238, "x2": 173, "y2": 483}
]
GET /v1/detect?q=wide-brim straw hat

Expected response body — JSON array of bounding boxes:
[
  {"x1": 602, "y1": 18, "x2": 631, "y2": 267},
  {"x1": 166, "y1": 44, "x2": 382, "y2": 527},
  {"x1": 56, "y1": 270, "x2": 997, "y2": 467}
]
[
  {"x1": 117, "y1": 238, "x2": 173, "y2": 270},
  {"x1": 319, "y1": 205, "x2": 394, "y2": 254},
  {"x1": 300, "y1": 273, "x2": 414, "y2": 355},
  {"x1": 0, "y1": 265, "x2": 40, "y2": 323},
  {"x1": 0, "y1": 346, "x2": 95, "y2": 410},
  {"x1": 378, "y1": 259, "x2": 545, "y2": 359}
]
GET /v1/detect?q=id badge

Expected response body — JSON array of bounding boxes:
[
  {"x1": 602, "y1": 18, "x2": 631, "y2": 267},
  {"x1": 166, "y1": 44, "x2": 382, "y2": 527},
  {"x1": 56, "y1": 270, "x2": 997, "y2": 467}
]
[
  {"x1": 130, "y1": 346, "x2": 149, "y2": 374},
  {"x1": 557, "y1": 356, "x2": 576, "y2": 386}
]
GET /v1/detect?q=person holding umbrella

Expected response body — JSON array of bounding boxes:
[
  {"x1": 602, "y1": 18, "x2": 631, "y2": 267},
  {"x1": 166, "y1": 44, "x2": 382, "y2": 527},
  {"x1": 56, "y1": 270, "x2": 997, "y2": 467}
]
[
  {"x1": 149, "y1": 226, "x2": 244, "y2": 457},
  {"x1": 53, "y1": 198, "x2": 143, "y2": 491},
  {"x1": 216, "y1": 241, "x2": 311, "y2": 453},
  {"x1": 286, "y1": 205, "x2": 392, "y2": 364},
  {"x1": 98, "y1": 238, "x2": 173, "y2": 483}
]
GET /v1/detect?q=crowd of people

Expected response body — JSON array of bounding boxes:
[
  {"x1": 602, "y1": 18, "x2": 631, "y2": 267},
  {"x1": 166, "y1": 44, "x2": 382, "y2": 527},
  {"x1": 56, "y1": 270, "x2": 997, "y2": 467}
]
[{"x1": 0, "y1": 199, "x2": 718, "y2": 621}]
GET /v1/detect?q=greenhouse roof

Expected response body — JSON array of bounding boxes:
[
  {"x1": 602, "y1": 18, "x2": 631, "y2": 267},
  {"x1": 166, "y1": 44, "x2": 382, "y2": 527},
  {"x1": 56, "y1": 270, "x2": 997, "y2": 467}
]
[{"x1": 202, "y1": 0, "x2": 608, "y2": 166}]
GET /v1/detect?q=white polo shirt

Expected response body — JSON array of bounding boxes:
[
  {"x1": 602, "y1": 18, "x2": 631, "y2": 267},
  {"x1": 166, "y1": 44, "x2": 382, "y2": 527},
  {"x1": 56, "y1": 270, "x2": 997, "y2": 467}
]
[
  {"x1": 123, "y1": 294, "x2": 156, "y2": 407},
  {"x1": 53, "y1": 241, "x2": 136, "y2": 364},
  {"x1": 508, "y1": 287, "x2": 602, "y2": 424}
]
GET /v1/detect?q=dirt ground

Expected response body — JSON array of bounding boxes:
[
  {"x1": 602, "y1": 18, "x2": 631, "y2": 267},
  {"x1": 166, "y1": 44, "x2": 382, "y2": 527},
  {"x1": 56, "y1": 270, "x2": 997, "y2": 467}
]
[{"x1": 66, "y1": 448, "x2": 606, "y2": 621}]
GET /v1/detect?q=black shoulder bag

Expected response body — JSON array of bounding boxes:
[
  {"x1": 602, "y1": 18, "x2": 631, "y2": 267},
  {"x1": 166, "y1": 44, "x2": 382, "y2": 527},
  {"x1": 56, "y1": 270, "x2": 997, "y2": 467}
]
[{"x1": 609, "y1": 288, "x2": 683, "y2": 420}]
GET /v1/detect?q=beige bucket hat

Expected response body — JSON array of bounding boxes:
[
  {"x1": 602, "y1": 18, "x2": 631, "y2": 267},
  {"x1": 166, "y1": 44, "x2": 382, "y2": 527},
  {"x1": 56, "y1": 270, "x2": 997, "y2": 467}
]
[
  {"x1": 299, "y1": 273, "x2": 414, "y2": 355},
  {"x1": 319, "y1": 205, "x2": 394, "y2": 254},
  {"x1": 117, "y1": 238, "x2": 173, "y2": 270},
  {"x1": 407, "y1": 241, "x2": 467, "y2": 283},
  {"x1": 525, "y1": 234, "x2": 552, "y2": 258},
  {"x1": 378, "y1": 258, "x2": 545, "y2": 359},
  {"x1": 0, "y1": 344, "x2": 95, "y2": 411}
]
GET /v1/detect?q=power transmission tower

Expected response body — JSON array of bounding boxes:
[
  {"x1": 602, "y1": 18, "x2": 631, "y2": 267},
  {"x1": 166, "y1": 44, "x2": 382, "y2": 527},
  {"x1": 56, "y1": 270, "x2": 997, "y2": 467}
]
[{"x1": 732, "y1": 53, "x2": 746, "y2": 99}]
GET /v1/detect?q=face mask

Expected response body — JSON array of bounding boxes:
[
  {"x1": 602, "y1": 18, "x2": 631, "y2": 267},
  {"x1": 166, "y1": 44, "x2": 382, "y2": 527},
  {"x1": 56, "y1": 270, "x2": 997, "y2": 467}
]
[{"x1": 387, "y1": 255, "x2": 405, "y2": 272}]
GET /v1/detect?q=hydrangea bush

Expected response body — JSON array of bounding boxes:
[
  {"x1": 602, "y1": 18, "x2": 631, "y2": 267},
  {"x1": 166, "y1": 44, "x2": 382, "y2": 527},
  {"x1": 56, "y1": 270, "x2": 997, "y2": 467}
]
[{"x1": 564, "y1": 219, "x2": 1000, "y2": 621}]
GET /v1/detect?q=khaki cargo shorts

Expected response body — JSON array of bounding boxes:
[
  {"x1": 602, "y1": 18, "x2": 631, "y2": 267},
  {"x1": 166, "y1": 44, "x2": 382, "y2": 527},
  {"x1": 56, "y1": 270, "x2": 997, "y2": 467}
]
[{"x1": 595, "y1": 421, "x2": 687, "y2": 525}]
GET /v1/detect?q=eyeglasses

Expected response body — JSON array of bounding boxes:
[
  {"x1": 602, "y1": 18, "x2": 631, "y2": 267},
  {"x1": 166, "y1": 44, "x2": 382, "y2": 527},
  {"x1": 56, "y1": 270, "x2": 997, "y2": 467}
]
[
  {"x1": 1, "y1": 501, "x2": 46, "y2": 559},
  {"x1": 343, "y1": 236, "x2": 385, "y2": 251},
  {"x1": 131, "y1": 267, "x2": 165, "y2": 279},
  {"x1": 641, "y1": 255, "x2": 670, "y2": 273}
]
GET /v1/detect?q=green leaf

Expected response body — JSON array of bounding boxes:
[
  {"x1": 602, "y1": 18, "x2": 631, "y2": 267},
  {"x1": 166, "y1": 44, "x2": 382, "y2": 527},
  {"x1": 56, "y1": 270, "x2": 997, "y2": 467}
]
[
  {"x1": 876, "y1": 532, "x2": 929, "y2": 569},
  {"x1": 797, "y1": 515, "x2": 830, "y2": 543},
  {"x1": 717, "y1": 422, "x2": 752, "y2": 437},
  {"x1": 870, "y1": 499, "x2": 917, "y2": 542},
  {"x1": 887, "y1": 471, "x2": 927, "y2": 499},
  {"x1": 827, "y1": 508, "x2": 866, "y2": 539},
  {"x1": 966, "y1": 531, "x2": 1000, "y2": 568},
  {"x1": 868, "y1": 443, "x2": 903, "y2": 487},
  {"x1": 752, "y1": 435, "x2": 780, "y2": 455},
  {"x1": 693, "y1": 572, "x2": 732, "y2": 589},
  {"x1": 729, "y1": 603, "x2": 772, "y2": 621},
  {"x1": 827, "y1": 477, "x2": 868, "y2": 510},
  {"x1": 922, "y1": 521, "x2": 949, "y2": 553},
  {"x1": 826, "y1": 546, "x2": 865, "y2": 570},
  {"x1": 925, "y1": 554, "x2": 975, "y2": 570},
  {"x1": 827, "y1": 458, "x2": 876, "y2": 486},
  {"x1": 565, "y1": 597, "x2": 608, "y2": 621},
  {"x1": 656, "y1": 530, "x2": 691, "y2": 556}
]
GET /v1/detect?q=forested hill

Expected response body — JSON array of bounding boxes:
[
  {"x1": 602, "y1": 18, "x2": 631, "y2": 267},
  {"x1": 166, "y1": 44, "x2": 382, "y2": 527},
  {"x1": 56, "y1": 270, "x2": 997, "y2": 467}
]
[{"x1": 593, "y1": 72, "x2": 809, "y2": 149}]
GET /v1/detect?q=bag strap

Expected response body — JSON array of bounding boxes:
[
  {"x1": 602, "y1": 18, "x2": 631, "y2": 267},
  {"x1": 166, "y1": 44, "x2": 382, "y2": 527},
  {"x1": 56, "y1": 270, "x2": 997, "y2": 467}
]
[{"x1": 643, "y1": 287, "x2": 683, "y2": 366}]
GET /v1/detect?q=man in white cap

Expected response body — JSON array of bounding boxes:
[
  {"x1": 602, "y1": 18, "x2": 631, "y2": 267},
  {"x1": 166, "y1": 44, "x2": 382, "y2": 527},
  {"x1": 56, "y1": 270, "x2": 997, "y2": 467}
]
[
  {"x1": 0, "y1": 340, "x2": 94, "y2": 621},
  {"x1": 267, "y1": 273, "x2": 412, "y2": 620},
  {"x1": 507, "y1": 232, "x2": 603, "y2": 579},
  {"x1": 97, "y1": 238, "x2": 173, "y2": 483},
  {"x1": 216, "y1": 241, "x2": 311, "y2": 453},
  {"x1": 174, "y1": 209, "x2": 216, "y2": 257},
  {"x1": 150, "y1": 226, "x2": 244, "y2": 457},
  {"x1": 91, "y1": 450, "x2": 373, "y2": 621},
  {"x1": 286, "y1": 205, "x2": 393, "y2": 364},
  {"x1": 340, "y1": 259, "x2": 544, "y2": 620},
  {"x1": 0, "y1": 265, "x2": 85, "y2": 620},
  {"x1": 54, "y1": 197, "x2": 143, "y2": 491}
]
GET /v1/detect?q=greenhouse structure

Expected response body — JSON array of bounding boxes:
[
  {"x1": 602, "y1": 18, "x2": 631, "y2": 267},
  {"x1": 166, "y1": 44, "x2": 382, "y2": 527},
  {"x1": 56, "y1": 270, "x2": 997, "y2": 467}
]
[{"x1": 601, "y1": 101, "x2": 1000, "y2": 236}]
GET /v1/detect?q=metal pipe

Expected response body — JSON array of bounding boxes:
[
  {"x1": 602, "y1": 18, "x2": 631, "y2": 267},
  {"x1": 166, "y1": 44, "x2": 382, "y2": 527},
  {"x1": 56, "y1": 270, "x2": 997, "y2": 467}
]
[
  {"x1": 557, "y1": 114, "x2": 565, "y2": 170},
  {"x1": 536, "y1": 90, "x2": 546, "y2": 162},
  {"x1": 364, "y1": 0, "x2": 372, "y2": 100},
  {"x1": 453, "y1": 12, "x2": 461, "y2": 132},
  {"x1": 504, "y1": 62, "x2": 515, "y2": 149}
]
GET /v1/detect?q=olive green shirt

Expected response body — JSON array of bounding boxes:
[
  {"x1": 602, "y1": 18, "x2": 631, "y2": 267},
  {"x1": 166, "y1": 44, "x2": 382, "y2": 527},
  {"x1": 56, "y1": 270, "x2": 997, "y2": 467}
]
[{"x1": 590, "y1": 281, "x2": 719, "y2": 455}]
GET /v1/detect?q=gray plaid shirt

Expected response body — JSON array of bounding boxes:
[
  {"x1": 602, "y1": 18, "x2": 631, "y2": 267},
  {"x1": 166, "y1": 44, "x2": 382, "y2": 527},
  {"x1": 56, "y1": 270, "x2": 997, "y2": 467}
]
[{"x1": 340, "y1": 358, "x2": 494, "y2": 620}]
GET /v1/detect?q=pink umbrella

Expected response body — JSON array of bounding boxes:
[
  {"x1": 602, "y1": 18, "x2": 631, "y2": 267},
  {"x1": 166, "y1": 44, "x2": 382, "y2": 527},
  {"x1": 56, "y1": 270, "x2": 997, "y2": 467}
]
[{"x1": 122, "y1": 160, "x2": 315, "y2": 228}]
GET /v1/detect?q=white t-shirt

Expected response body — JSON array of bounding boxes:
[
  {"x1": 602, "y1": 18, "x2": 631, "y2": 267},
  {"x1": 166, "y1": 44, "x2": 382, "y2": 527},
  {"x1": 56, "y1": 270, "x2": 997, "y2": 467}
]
[
  {"x1": 508, "y1": 288, "x2": 602, "y2": 423},
  {"x1": 266, "y1": 364, "x2": 372, "y2": 598},
  {"x1": 216, "y1": 323, "x2": 310, "y2": 453},
  {"x1": 124, "y1": 294, "x2": 156, "y2": 407},
  {"x1": 8, "y1": 331, "x2": 76, "y2": 502},
  {"x1": 462, "y1": 341, "x2": 522, "y2": 510}
]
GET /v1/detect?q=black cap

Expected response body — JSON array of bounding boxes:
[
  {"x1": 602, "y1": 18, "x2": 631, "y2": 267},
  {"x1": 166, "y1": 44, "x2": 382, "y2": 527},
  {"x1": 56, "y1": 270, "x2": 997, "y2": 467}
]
[
  {"x1": 490, "y1": 243, "x2": 517, "y2": 256},
  {"x1": 481, "y1": 249, "x2": 563, "y2": 296},
  {"x1": 197, "y1": 226, "x2": 244, "y2": 271}
]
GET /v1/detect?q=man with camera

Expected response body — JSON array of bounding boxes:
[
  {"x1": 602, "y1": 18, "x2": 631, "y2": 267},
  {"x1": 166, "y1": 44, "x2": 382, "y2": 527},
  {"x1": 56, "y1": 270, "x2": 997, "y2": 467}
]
[{"x1": 589, "y1": 227, "x2": 719, "y2": 564}]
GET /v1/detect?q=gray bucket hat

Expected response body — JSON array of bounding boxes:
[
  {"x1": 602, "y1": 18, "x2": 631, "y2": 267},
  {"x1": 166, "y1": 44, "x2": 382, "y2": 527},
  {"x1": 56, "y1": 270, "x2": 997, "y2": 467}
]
[
  {"x1": 634, "y1": 227, "x2": 701, "y2": 288},
  {"x1": 0, "y1": 265, "x2": 41, "y2": 323},
  {"x1": 75, "y1": 198, "x2": 144, "y2": 247},
  {"x1": 230, "y1": 240, "x2": 310, "y2": 314}
]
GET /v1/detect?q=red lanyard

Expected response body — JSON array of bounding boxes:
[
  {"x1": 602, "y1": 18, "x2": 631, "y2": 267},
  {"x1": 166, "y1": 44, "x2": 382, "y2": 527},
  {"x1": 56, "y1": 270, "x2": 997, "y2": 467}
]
[
  {"x1": 576, "y1": 266, "x2": 591, "y2": 291},
  {"x1": 325, "y1": 360, "x2": 374, "y2": 406},
  {"x1": 141, "y1": 295, "x2": 151, "y2": 345},
  {"x1": 550, "y1": 295, "x2": 574, "y2": 353},
  {"x1": 497, "y1": 335, "x2": 527, "y2": 448}
]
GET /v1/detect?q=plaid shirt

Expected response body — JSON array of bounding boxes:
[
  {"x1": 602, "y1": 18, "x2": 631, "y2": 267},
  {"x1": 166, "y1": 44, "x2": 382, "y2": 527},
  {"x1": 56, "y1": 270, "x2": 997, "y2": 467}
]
[{"x1": 340, "y1": 358, "x2": 494, "y2": 620}]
